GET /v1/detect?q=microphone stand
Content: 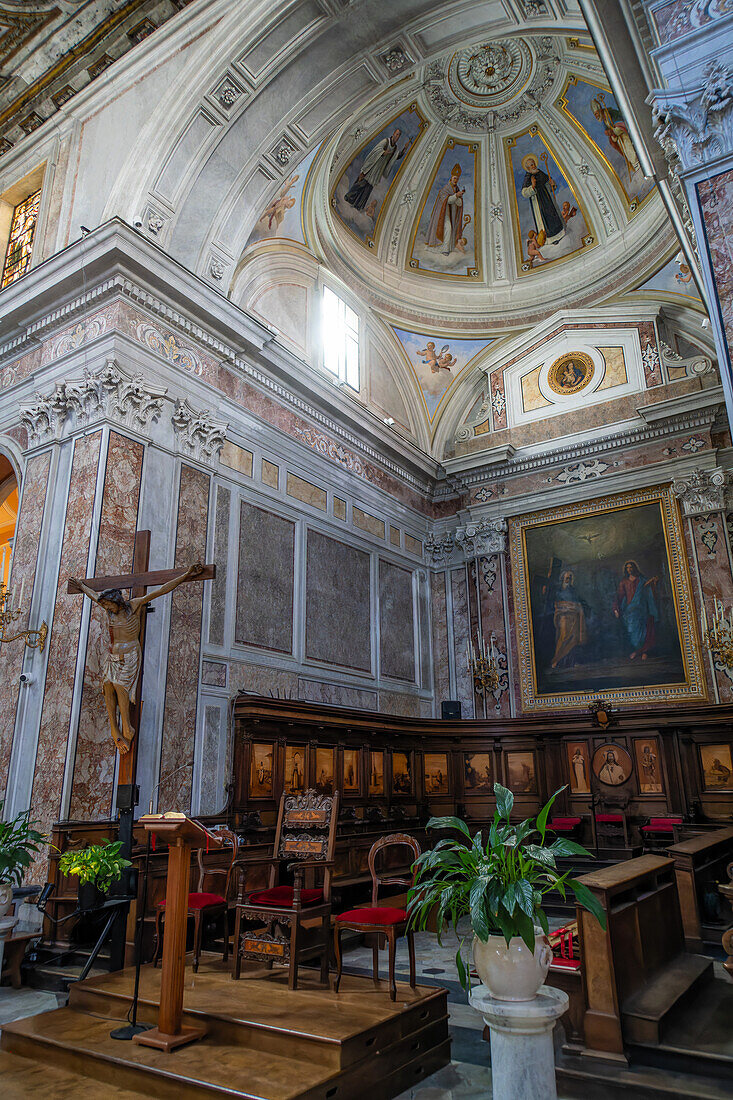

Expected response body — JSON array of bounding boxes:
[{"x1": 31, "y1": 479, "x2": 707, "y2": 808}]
[{"x1": 110, "y1": 759, "x2": 194, "y2": 1041}]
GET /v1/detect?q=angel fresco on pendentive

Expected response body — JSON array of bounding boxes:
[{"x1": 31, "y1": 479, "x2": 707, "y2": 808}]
[
  {"x1": 559, "y1": 77, "x2": 654, "y2": 209},
  {"x1": 246, "y1": 145, "x2": 320, "y2": 247},
  {"x1": 391, "y1": 325, "x2": 490, "y2": 424},
  {"x1": 410, "y1": 141, "x2": 478, "y2": 275},
  {"x1": 332, "y1": 107, "x2": 425, "y2": 245},
  {"x1": 506, "y1": 130, "x2": 590, "y2": 274}
]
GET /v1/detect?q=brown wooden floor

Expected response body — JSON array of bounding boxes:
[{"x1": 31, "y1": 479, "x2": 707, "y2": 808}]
[{"x1": 0, "y1": 955, "x2": 450, "y2": 1099}]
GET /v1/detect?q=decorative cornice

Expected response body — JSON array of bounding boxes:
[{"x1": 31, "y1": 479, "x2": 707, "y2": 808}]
[
  {"x1": 672, "y1": 466, "x2": 729, "y2": 516},
  {"x1": 171, "y1": 398, "x2": 228, "y2": 466},
  {"x1": 425, "y1": 518, "x2": 507, "y2": 564},
  {"x1": 19, "y1": 359, "x2": 166, "y2": 446}
]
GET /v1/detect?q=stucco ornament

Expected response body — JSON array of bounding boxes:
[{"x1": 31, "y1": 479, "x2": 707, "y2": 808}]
[
  {"x1": 672, "y1": 467, "x2": 728, "y2": 516},
  {"x1": 171, "y1": 398, "x2": 228, "y2": 464},
  {"x1": 426, "y1": 518, "x2": 507, "y2": 563}
]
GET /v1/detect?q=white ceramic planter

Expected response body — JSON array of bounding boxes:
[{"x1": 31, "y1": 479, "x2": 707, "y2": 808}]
[
  {"x1": 473, "y1": 930, "x2": 553, "y2": 1001},
  {"x1": 0, "y1": 881, "x2": 12, "y2": 918}
]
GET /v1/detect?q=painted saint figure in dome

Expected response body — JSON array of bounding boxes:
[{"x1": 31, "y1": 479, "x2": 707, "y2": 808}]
[
  {"x1": 425, "y1": 163, "x2": 465, "y2": 254},
  {"x1": 521, "y1": 153, "x2": 565, "y2": 247},
  {"x1": 613, "y1": 559, "x2": 659, "y2": 660},
  {"x1": 344, "y1": 128, "x2": 410, "y2": 211},
  {"x1": 591, "y1": 94, "x2": 641, "y2": 180}
]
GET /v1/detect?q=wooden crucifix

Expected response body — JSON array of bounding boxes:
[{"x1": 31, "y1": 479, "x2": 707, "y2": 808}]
[{"x1": 67, "y1": 532, "x2": 215, "y2": 786}]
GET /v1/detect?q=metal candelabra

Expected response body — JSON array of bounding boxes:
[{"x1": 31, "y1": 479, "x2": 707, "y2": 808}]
[
  {"x1": 702, "y1": 597, "x2": 733, "y2": 670},
  {"x1": 0, "y1": 580, "x2": 47, "y2": 652},
  {"x1": 467, "y1": 631, "x2": 500, "y2": 693}
]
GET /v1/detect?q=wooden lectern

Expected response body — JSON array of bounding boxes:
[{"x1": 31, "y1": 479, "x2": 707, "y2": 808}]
[{"x1": 134, "y1": 812, "x2": 224, "y2": 1052}]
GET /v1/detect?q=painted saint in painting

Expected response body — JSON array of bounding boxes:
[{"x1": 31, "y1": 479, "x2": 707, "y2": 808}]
[
  {"x1": 425, "y1": 163, "x2": 466, "y2": 253},
  {"x1": 521, "y1": 153, "x2": 565, "y2": 246},
  {"x1": 344, "y1": 129, "x2": 412, "y2": 211},
  {"x1": 567, "y1": 742, "x2": 590, "y2": 793},
  {"x1": 551, "y1": 570, "x2": 588, "y2": 669},
  {"x1": 613, "y1": 560, "x2": 659, "y2": 660}
]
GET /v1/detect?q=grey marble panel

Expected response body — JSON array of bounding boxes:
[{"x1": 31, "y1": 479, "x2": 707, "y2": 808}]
[
  {"x1": 298, "y1": 679, "x2": 378, "y2": 710},
  {"x1": 236, "y1": 500, "x2": 295, "y2": 653},
  {"x1": 305, "y1": 530, "x2": 371, "y2": 671},
  {"x1": 208, "y1": 485, "x2": 230, "y2": 646},
  {"x1": 379, "y1": 560, "x2": 415, "y2": 682},
  {"x1": 199, "y1": 705, "x2": 224, "y2": 814}
]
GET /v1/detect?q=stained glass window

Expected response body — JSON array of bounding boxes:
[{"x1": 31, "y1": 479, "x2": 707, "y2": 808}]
[{"x1": 1, "y1": 188, "x2": 41, "y2": 290}]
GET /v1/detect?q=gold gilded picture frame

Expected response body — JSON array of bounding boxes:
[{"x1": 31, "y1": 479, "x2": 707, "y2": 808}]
[{"x1": 509, "y1": 486, "x2": 706, "y2": 711}]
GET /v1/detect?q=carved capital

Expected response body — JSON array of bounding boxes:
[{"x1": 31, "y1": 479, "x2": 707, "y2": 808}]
[
  {"x1": 171, "y1": 398, "x2": 228, "y2": 465},
  {"x1": 672, "y1": 466, "x2": 727, "y2": 516},
  {"x1": 425, "y1": 517, "x2": 507, "y2": 564},
  {"x1": 652, "y1": 61, "x2": 733, "y2": 171}
]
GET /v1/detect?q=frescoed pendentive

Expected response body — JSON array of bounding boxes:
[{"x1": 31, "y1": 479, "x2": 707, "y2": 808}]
[
  {"x1": 390, "y1": 325, "x2": 490, "y2": 424},
  {"x1": 246, "y1": 144, "x2": 321, "y2": 248},
  {"x1": 506, "y1": 127, "x2": 591, "y2": 275},
  {"x1": 559, "y1": 76, "x2": 654, "y2": 210},
  {"x1": 635, "y1": 254, "x2": 703, "y2": 303},
  {"x1": 332, "y1": 105, "x2": 425, "y2": 246},
  {"x1": 408, "y1": 139, "x2": 479, "y2": 276}
]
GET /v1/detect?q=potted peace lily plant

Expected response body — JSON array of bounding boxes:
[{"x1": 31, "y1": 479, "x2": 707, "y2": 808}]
[
  {"x1": 0, "y1": 804, "x2": 47, "y2": 916},
  {"x1": 407, "y1": 782, "x2": 607, "y2": 1001},
  {"x1": 59, "y1": 840, "x2": 132, "y2": 911}
]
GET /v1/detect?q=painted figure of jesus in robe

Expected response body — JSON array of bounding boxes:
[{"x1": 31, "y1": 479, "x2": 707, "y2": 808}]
[
  {"x1": 521, "y1": 154, "x2": 565, "y2": 247},
  {"x1": 591, "y1": 95, "x2": 640, "y2": 180},
  {"x1": 425, "y1": 163, "x2": 465, "y2": 254},
  {"x1": 344, "y1": 128, "x2": 409, "y2": 212},
  {"x1": 613, "y1": 559, "x2": 659, "y2": 660},
  {"x1": 71, "y1": 562, "x2": 204, "y2": 755},
  {"x1": 572, "y1": 747, "x2": 590, "y2": 792},
  {"x1": 551, "y1": 570, "x2": 587, "y2": 669}
]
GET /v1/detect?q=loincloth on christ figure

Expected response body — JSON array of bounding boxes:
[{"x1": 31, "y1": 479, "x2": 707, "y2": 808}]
[{"x1": 103, "y1": 640, "x2": 142, "y2": 702}]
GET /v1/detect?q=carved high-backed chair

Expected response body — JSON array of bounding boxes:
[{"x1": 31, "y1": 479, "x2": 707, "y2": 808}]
[{"x1": 232, "y1": 789, "x2": 339, "y2": 990}]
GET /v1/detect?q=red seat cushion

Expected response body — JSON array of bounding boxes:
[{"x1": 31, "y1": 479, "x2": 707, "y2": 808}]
[
  {"x1": 248, "y1": 886, "x2": 323, "y2": 907},
  {"x1": 549, "y1": 817, "x2": 582, "y2": 830},
  {"x1": 595, "y1": 814, "x2": 623, "y2": 823},
  {"x1": 159, "y1": 892, "x2": 226, "y2": 910},
  {"x1": 550, "y1": 957, "x2": 582, "y2": 971},
  {"x1": 336, "y1": 907, "x2": 407, "y2": 926}
]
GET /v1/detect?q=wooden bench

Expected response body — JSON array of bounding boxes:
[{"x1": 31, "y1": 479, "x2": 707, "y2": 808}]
[
  {"x1": 666, "y1": 826, "x2": 733, "y2": 951},
  {"x1": 1, "y1": 932, "x2": 39, "y2": 989}
]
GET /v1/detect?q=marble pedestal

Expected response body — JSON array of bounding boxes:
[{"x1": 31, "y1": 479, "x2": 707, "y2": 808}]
[{"x1": 469, "y1": 983, "x2": 569, "y2": 1100}]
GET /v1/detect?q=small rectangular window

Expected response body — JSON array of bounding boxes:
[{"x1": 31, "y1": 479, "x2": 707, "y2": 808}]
[
  {"x1": 322, "y1": 285, "x2": 359, "y2": 391},
  {"x1": 1, "y1": 188, "x2": 41, "y2": 290}
]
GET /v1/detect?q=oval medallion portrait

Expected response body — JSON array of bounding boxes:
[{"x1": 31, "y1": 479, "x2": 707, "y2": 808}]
[
  {"x1": 547, "y1": 351, "x2": 594, "y2": 396},
  {"x1": 592, "y1": 743, "x2": 632, "y2": 787}
]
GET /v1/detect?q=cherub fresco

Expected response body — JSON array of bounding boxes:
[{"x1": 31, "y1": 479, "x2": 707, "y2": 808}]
[{"x1": 417, "y1": 341, "x2": 457, "y2": 373}]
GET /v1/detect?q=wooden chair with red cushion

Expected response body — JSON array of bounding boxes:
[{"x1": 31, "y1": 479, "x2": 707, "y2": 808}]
[
  {"x1": 334, "y1": 832, "x2": 421, "y2": 1002},
  {"x1": 232, "y1": 789, "x2": 339, "y2": 990},
  {"x1": 641, "y1": 816, "x2": 683, "y2": 851},
  {"x1": 153, "y1": 824, "x2": 239, "y2": 973},
  {"x1": 548, "y1": 816, "x2": 584, "y2": 840}
]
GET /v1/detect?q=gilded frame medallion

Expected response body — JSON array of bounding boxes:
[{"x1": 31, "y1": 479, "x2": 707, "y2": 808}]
[{"x1": 547, "y1": 351, "x2": 594, "y2": 396}]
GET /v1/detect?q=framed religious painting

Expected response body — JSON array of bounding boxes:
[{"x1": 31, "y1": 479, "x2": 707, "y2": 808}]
[
  {"x1": 566, "y1": 741, "x2": 591, "y2": 794},
  {"x1": 315, "y1": 747, "x2": 335, "y2": 795},
  {"x1": 423, "y1": 753, "x2": 450, "y2": 795},
  {"x1": 634, "y1": 737, "x2": 664, "y2": 794},
  {"x1": 369, "y1": 751, "x2": 384, "y2": 796},
  {"x1": 284, "y1": 745, "x2": 307, "y2": 795},
  {"x1": 464, "y1": 752, "x2": 492, "y2": 792},
  {"x1": 592, "y1": 743, "x2": 632, "y2": 787},
  {"x1": 249, "y1": 742, "x2": 275, "y2": 799},
  {"x1": 505, "y1": 751, "x2": 537, "y2": 794},
  {"x1": 342, "y1": 747, "x2": 361, "y2": 796},
  {"x1": 509, "y1": 486, "x2": 706, "y2": 711},
  {"x1": 391, "y1": 751, "x2": 414, "y2": 796},
  {"x1": 699, "y1": 743, "x2": 733, "y2": 791}
]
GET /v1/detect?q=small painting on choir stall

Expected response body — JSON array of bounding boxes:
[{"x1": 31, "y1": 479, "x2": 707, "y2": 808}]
[
  {"x1": 423, "y1": 753, "x2": 449, "y2": 795},
  {"x1": 284, "y1": 746, "x2": 306, "y2": 794},
  {"x1": 592, "y1": 743, "x2": 632, "y2": 786},
  {"x1": 699, "y1": 743, "x2": 733, "y2": 791},
  {"x1": 566, "y1": 742, "x2": 591, "y2": 794},
  {"x1": 509, "y1": 487, "x2": 706, "y2": 711},
  {"x1": 505, "y1": 751, "x2": 537, "y2": 794},
  {"x1": 249, "y1": 743, "x2": 274, "y2": 798},
  {"x1": 315, "y1": 747, "x2": 335, "y2": 795},
  {"x1": 369, "y1": 751, "x2": 384, "y2": 796},
  {"x1": 464, "y1": 753, "x2": 492, "y2": 792},
  {"x1": 343, "y1": 748, "x2": 360, "y2": 795},
  {"x1": 392, "y1": 751, "x2": 414, "y2": 795},
  {"x1": 634, "y1": 737, "x2": 664, "y2": 794}
]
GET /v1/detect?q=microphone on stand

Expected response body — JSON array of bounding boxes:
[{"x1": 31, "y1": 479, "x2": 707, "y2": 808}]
[{"x1": 110, "y1": 758, "x2": 195, "y2": 1041}]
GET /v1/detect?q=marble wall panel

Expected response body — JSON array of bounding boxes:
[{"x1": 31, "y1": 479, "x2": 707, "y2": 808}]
[
  {"x1": 378, "y1": 690, "x2": 422, "y2": 717},
  {"x1": 158, "y1": 464, "x2": 210, "y2": 811},
  {"x1": 286, "y1": 473, "x2": 327, "y2": 511},
  {"x1": 199, "y1": 704, "x2": 225, "y2": 814},
  {"x1": 451, "y1": 567, "x2": 475, "y2": 718},
  {"x1": 208, "y1": 485, "x2": 230, "y2": 646},
  {"x1": 235, "y1": 501, "x2": 294, "y2": 653},
  {"x1": 220, "y1": 441, "x2": 253, "y2": 477},
  {"x1": 353, "y1": 507, "x2": 385, "y2": 540},
  {"x1": 0, "y1": 451, "x2": 51, "y2": 803},
  {"x1": 698, "y1": 169, "x2": 733, "y2": 360},
  {"x1": 69, "y1": 432, "x2": 144, "y2": 820},
  {"x1": 688, "y1": 513, "x2": 733, "y2": 703},
  {"x1": 230, "y1": 660, "x2": 299, "y2": 697},
  {"x1": 477, "y1": 554, "x2": 512, "y2": 718},
  {"x1": 305, "y1": 530, "x2": 371, "y2": 671},
  {"x1": 202, "y1": 659, "x2": 227, "y2": 687},
  {"x1": 430, "y1": 571, "x2": 450, "y2": 709},
  {"x1": 298, "y1": 679, "x2": 378, "y2": 710},
  {"x1": 30, "y1": 433, "x2": 102, "y2": 861},
  {"x1": 379, "y1": 560, "x2": 415, "y2": 682}
]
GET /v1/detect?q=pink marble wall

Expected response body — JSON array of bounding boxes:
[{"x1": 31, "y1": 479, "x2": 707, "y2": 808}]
[
  {"x1": 68, "y1": 431, "x2": 144, "y2": 820},
  {"x1": 30, "y1": 433, "x2": 102, "y2": 859},
  {"x1": 430, "y1": 572, "x2": 450, "y2": 710},
  {"x1": 158, "y1": 464, "x2": 210, "y2": 811},
  {"x1": 687, "y1": 512, "x2": 733, "y2": 703},
  {"x1": 0, "y1": 451, "x2": 52, "y2": 802},
  {"x1": 477, "y1": 554, "x2": 512, "y2": 718},
  {"x1": 451, "y1": 567, "x2": 475, "y2": 718},
  {"x1": 698, "y1": 169, "x2": 733, "y2": 361}
]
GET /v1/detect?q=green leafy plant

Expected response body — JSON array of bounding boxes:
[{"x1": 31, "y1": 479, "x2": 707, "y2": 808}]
[
  {"x1": 0, "y1": 803, "x2": 47, "y2": 887},
  {"x1": 407, "y1": 782, "x2": 607, "y2": 990},
  {"x1": 58, "y1": 840, "x2": 131, "y2": 894}
]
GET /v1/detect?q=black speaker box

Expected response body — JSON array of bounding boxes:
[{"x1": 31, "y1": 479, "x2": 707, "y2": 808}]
[{"x1": 441, "y1": 700, "x2": 462, "y2": 720}]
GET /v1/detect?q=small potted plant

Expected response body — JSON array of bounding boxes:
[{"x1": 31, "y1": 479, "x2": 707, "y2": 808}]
[
  {"x1": 59, "y1": 840, "x2": 132, "y2": 911},
  {"x1": 408, "y1": 782, "x2": 607, "y2": 1001},
  {"x1": 0, "y1": 803, "x2": 47, "y2": 916}
]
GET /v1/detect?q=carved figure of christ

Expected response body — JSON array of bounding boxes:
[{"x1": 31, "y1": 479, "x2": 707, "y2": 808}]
[{"x1": 69, "y1": 562, "x2": 208, "y2": 755}]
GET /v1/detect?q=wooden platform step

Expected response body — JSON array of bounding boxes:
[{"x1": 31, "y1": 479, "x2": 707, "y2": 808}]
[
  {"x1": 0, "y1": 1050, "x2": 148, "y2": 1100},
  {"x1": 621, "y1": 954, "x2": 713, "y2": 1044}
]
